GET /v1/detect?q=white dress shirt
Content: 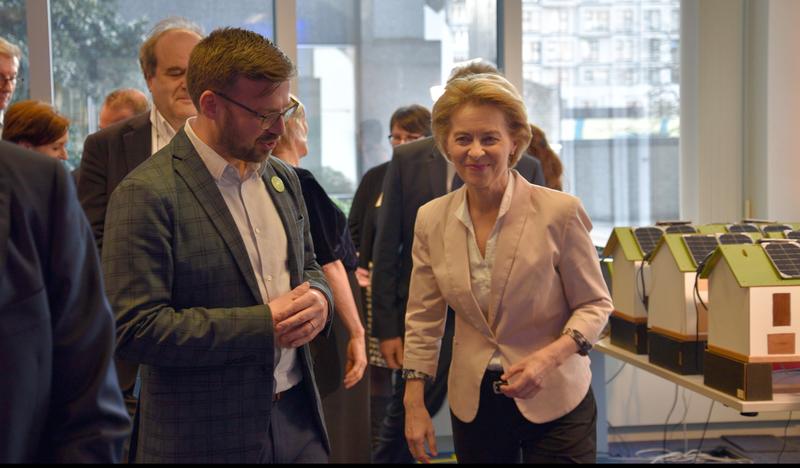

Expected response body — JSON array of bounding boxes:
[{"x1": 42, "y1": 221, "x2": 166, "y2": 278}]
[
  {"x1": 454, "y1": 173, "x2": 515, "y2": 371},
  {"x1": 184, "y1": 118, "x2": 301, "y2": 393},
  {"x1": 150, "y1": 107, "x2": 178, "y2": 155}
]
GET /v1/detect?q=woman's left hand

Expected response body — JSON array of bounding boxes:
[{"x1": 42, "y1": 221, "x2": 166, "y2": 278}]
[
  {"x1": 343, "y1": 335, "x2": 367, "y2": 389},
  {"x1": 500, "y1": 349, "x2": 559, "y2": 399}
]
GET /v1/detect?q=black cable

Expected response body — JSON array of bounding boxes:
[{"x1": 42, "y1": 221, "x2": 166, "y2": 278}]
[
  {"x1": 605, "y1": 362, "x2": 627, "y2": 386},
  {"x1": 637, "y1": 258, "x2": 649, "y2": 310},
  {"x1": 777, "y1": 411, "x2": 793, "y2": 464},
  {"x1": 662, "y1": 384, "x2": 679, "y2": 452},
  {"x1": 692, "y1": 252, "x2": 713, "y2": 372},
  {"x1": 693, "y1": 401, "x2": 715, "y2": 464}
]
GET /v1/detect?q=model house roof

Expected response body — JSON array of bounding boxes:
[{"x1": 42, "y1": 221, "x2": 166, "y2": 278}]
[
  {"x1": 701, "y1": 244, "x2": 800, "y2": 287},
  {"x1": 649, "y1": 233, "x2": 697, "y2": 273},
  {"x1": 603, "y1": 227, "x2": 644, "y2": 261},
  {"x1": 698, "y1": 224, "x2": 728, "y2": 234}
]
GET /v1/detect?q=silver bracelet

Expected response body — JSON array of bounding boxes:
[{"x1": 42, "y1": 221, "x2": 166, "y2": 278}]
[{"x1": 401, "y1": 368, "x2": 433, "y2": 381}]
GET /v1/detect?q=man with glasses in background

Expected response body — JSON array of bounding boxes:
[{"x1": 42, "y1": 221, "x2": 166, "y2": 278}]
[
  {"x1": 0, "y1": 37, "x2": 21, "y2": 139},
  {"x1": 101, "y1": 27, "x2": 333, "y2": 463}
]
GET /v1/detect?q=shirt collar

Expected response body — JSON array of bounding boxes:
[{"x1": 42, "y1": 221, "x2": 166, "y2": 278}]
[
  {"x1": 455, "y1": 171, "x2": 516, "y2": 229},
  {"x1": 184, "y1": 117, "x2": 266, "y2": 182},
  {"x1": 150, "y1": 107, "x2": 177, "y2": 141}
]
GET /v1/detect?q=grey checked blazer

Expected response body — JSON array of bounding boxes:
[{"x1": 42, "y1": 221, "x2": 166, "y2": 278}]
[{"x1": 102, "y1": 129, "x2": 333, "y2": 463}]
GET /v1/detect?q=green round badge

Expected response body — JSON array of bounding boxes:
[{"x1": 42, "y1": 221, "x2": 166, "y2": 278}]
[{"x1": 271, "y1": 176, "x2": 285, "y2": 193}]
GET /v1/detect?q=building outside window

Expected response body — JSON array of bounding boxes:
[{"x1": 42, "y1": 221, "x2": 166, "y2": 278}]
[
  {"x1": 523, "y1": 0, "x2": 680, "y2": 241},
  {"x1": 0, "y1": 0, "x2": 29, "y2": 103},
  {"x1": 47, "y1": 0, "x2": 275, "y2": 169},
  {"x1": 297, "y1": 0, "x2": 496, "y2": 206}
]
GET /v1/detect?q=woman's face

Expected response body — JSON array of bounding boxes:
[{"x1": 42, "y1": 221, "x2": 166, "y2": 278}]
[
  {"x1": 26, "y1": 132, "x2": 69, "y2": 161},
  {"x1": 446, "y1": 103, "x2": 516, "y2": 192}
]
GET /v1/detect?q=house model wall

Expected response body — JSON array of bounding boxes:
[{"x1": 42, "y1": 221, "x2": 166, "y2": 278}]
[
  {"x1": 703, "y1": 244, "x2": 800, "y2": 362},
  {"x1": 647, "y1": 234, "x2": 708, "y2": 340},
  {"x1": 604, "y1": 228, "x2": 649, "y2": 320}
]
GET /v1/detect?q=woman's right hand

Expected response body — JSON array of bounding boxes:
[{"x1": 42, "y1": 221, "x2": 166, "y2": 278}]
[{"x1": 404, "y1": 380, "x2": 437, "y2": 463}]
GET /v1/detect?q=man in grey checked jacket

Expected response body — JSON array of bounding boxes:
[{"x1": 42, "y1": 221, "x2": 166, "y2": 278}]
[{"x1": 102, "y1": 28, "x2": 333, "y2": 463}]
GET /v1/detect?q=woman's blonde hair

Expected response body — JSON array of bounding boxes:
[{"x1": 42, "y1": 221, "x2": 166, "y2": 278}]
[
  {"x1": 274, "y1": 94, "x2": 306, "y2": 153},
  {"x1": 432, "y1": 73, "x2": 531, "y2": 167}
]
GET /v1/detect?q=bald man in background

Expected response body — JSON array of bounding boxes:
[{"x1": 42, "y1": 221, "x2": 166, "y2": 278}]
[{"x1": 98, "y1": 88, "x2": 149, "y2": 129}]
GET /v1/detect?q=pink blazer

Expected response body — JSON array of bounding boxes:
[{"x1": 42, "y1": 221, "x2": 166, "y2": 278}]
[{"x1": 403, "y1": 171, "x2": 612, "y2": 424}]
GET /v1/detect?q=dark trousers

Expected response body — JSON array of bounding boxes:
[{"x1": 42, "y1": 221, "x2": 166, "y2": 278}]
[
  {"x1": 451, "y1": 370, "x2": 597, "y2": 464},
  {"x1": 259, "y1": 385, "x2": 328, "y2": 464},
  {"x1": 372, "y1": 308, "x2": 455, "y2": 464}
]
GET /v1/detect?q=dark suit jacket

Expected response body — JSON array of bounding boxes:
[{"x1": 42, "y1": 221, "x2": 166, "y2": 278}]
[
  {"x1": 0, "y1": 141, "x2": 130, "y2": 462},
  {"x1": 371, "y1": 136, "x2": 545, "y2": 340},
  {"x1": 78, "y1": 111, "x2": 151, "y2": 252},
  {"x1": 348, "y1": 161, "x2": 389, "y2": 268},
  {"x1": 102, "y1": 129, "x2": 334, "y2": 463}
]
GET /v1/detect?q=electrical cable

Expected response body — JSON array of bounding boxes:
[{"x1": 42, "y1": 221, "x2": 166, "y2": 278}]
[
  {"x1": 693, "y1": 400, "x2": 715, "y2": 464},
  {"x1": 605, "y1": 362, "x2": 627, "y2": 386},
  {"x1": 662, "y1": 384, "x2": 679, "y2": 452},
  {"x1": 777, "y1": 411, "x2": 793, "y2": 464}
]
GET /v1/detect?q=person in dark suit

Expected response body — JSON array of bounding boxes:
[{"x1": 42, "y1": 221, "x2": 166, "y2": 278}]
[
  {"x1": 78, "y1": 17, "x2": 203, "y2": 252},
  {"x1": 102, "y1": 28, "x2": 333, "y2": 463},
  {"x1": 0, "y1": 141, "x2": 130, "y2": 463},
  {"x1": 370, "y1": 63, "x2": 546, "y2": 463},
  {"x1": 76, "y1": 20, "x2": 202, "y2": 444}
]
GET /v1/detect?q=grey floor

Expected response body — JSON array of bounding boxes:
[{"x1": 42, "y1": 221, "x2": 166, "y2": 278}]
[{"x1": 601, "y1": 435, "x2": 800, "y2": 464}]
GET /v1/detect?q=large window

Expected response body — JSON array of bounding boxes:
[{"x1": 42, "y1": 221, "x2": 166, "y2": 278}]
[
  {"x1": 50, "y1": 0, "x2": 275, "y2": 169},
  {"x1": 297, "y1": 0, "x2": 497, "y2": 207},
  {"x1": 522, "y1": 0, "x2": 680, "y2": 242},
  {"x1": 0, "y1": 0, "x2": 28, "y2": 103}
]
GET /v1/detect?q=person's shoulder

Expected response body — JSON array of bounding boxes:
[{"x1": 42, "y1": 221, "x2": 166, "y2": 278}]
[
  {"x1": 392, "y1": 136, "x2": 436, "y2": 164},
  {"x1": 417, "y1": 189, "x2": 460, "y2": 226},
  {"x1": 363, "y1": 161, "x2": 389, "y2": 180},
  {"x1": 85, "y1": 111, "x2": 150, "y2": 144},
  {"x1": 0, "y1": 140, "x2": 61, "y2": 183}
]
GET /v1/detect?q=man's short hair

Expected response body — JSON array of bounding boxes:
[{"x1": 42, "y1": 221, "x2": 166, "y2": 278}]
[
  {"x1": 432, "y1": 74, "x2": 531, "y2": 168},
  {"x1": 139, "y1": 17, "x2": 203, "y2": 81},
  {"x1": 186, "y1": 27, "x2": 295, "y2": 109},
  {"x1": 447, "y1": 59, "x2": 499, "y2": 83},
  {"x1": 389, "y1": 105, "x2": 432, "y2": 137},
  {"x1": 102, "y1": 88, "x2": 149, "y2": 115},
  {"x1": 0, "y1": 36, "x2": 22, "y2": 61}
]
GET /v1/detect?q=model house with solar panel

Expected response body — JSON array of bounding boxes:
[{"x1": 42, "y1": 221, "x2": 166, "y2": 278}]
[
  {"x1": 602, "y1": 227, "x2": 655, "y2": 353},
  {"x1": 646, "y1": 233, "x2": 720, "y2": 374},
  {"x1": 699, "y1": 240, "x2": 800, "y2": 400}
]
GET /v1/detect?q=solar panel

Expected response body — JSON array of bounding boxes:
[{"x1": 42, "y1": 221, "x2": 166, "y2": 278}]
[
  {"x1": 762, "y1": 224, "x2": 793, "y2": 233},
  {"x1": 788, "y1": 231, "x2": 800, "y2": 241},
  {"x1": 719, "y1": 233, "x2": 753, "y2": 245},
  {"x1": 763, "y1": 242, "x2": 800, "y2": 279},
  {"x1": 633, "y1": 227, "x2": 664, "y2": 259},
  {"x1": 665, "y1": 224, "x2": 698, "y2": 234},
  {"x1": 728, "y1": 223, "x2": 760, "y2": 233},
  {"x1": 682, "y1": 235, "x2": 719, "y2": 267}
]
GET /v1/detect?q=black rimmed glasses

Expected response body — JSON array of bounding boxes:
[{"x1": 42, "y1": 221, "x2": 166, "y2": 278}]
[{"x1": 215, "y1": 91, "x2": 300, "y2": 130}]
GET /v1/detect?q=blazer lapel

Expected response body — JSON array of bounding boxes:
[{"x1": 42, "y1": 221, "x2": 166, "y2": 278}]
[
  {"x1": 171, "y1": 130, "x2": 263, "y2": 303},
  {"x1": 444, "y1": 190, "x2": 493, "y2": 336},
  {"x1": 488, "y1": 171, "x2": 532, "y2": 327},
  {"x1": 427, "y1": 147, "x2": 448, "y2": 199},
  {"x1": 262, "y1": 161, "x2": 301, "y2": 284},
  {"x1": 122, "y1": 114, "x2": 152, "y2": 174}
]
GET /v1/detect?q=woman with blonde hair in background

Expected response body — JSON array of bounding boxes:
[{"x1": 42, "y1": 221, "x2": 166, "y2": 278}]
[
  {"x1": 401, "y1": 74, "x2": 612, "y2": 463},
  {"x1": 272, "y1": 95, "x2": 369, "y2": 463}
]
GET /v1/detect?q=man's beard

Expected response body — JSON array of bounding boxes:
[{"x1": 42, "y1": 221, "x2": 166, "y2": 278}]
[{"x1": 219, "y1": 113, "x2": 277, "y2": 163}]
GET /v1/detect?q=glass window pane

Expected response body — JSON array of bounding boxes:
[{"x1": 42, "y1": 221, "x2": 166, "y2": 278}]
[
  {"x1": 297, "y1": 0, "x2": 497, "y2": 208},
  {"x1": 522, "y1": 0, "x2": 680, "y2": 243},
  {"x1": 50, "y1": 0, "x2": 275, "y2": 168},
  {"x1": 0, "y1": 0, "x2": 28, "y2": 102}
]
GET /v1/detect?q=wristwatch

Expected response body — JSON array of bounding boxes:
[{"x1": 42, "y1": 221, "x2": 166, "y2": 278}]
[{"x1": 562, "y1": 328, "x2": 592, "y2": 356}]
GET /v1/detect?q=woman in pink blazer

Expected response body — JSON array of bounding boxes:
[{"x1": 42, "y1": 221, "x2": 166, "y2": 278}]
[{"x1": 402, "y1": 74, "x2": 612, "y2": 464}]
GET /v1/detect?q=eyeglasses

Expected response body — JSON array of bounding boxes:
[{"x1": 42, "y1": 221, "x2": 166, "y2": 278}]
[
  {"x1": 388, "y1": 133, "x2": 424, "y2": 145},
  {"x1": 0, "y1": 75, "x2": 21, "y2": 87},
  {"x1": 214, "y1": 91, "x2": 300, "y2": 130}
]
